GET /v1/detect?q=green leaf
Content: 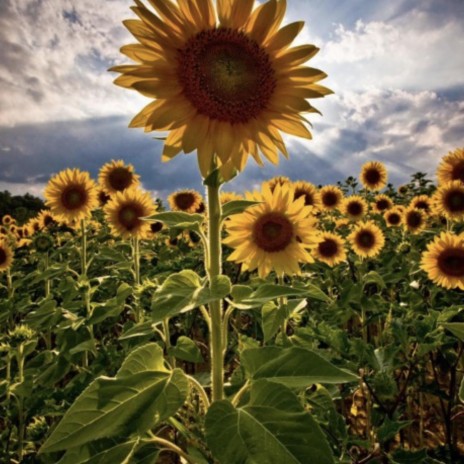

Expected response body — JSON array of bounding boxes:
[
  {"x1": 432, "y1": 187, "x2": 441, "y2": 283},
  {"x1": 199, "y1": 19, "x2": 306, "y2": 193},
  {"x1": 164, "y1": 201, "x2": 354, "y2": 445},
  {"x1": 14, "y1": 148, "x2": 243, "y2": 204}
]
[
  {"x1": 144, "y1": 212, "x2": 204, "y2": 233},
  {"x1": 119, "y1": 321, "x2": 156, "y2": 340},
  {"x1": 221, "y1": 200, "x2": 260, "y2": 220},
  {"x1": 24, "y1": 299, "x2": 62, "y2": 330},
  {"x1": 262, "y1": 301, "x2": 286, "y2": 342},
  {"x1": 377, "y1": 416, "x2": 412, "y2": 443},
  {"x1": 241, "y1": 346, "x2": 358, "y2": 387},
  {"x1": 117, "y1": 343, "x2": 167, "y2": 377},
  {"x1": 40, "y1": 366, "x2": 188, "y2": 453},
  {"x1": 441, "y1": 322, "x2": 464, "y2": 341},
  {"x1": 210, "y1": 275, "x2": 231, "y2": 300},
  {"x1": 205, "y1": 380, "x2": 333, "y2": 464},
  {"x1": 362, "y1": 271, "x2": 386, "y2": 289},
  {"x1": 168, "y1": 336, "x2": 203, "y2": 363},
  {"x1": 390, "y1": 448, "x2": 428, "y2": 464}
]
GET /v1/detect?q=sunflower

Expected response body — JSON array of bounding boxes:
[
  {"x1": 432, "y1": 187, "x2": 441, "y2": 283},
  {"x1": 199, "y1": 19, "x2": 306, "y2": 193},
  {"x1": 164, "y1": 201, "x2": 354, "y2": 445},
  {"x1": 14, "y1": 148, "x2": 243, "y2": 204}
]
[
  {"x1": 1, "y1": 215, "x2": 15, "y2": 226},
  {"x1": 28, "y1": 219, "x2": 41, "y2": 234},
  {"x1": 168, "y1": 189, "x2": 204, "y2": 213},
  {"x1": 223, "y1": 183, "x2": 320, "y2": 278},
  {"x1": 110, "y1": 0, "x2": 331, "y2": 179},
  {"x1": 410, "y1": 195, "x2": 432, "y2": 213},
  {"x1": 99, "y1": 160, "x2": 140, "y2": 194},
  {"x1": 97, "y1": 189, "x2": 111, "y2": 207},
  {"x1": 402, "y1": 207, "x2": 426, "y2": 234},
  {"x1": 104, "y1": 189, "x2": 156, "y2": 240},
  {"x1": 0, "y1": 239, "x2": 14, "y2": 272},
  {"x1": 37, "y1": 210, "x2": 58, "y2": 229},
  {"x1": 384, "y1": 207, "x2": 403, "y2": 227},
  {"x1": 44, "y1": 169, "x2": 98, "y2": 222},
  {"x1": 313, "y1": 232, "x2": 346, "y2": 266},
  {"x1": 421, "y1": 232, "x2": 464, "y2": 290},
  {"x1": 348, "y1": 221, "x2": 385, "y2": 258},
  {"x1": 334, "y1": 218, "x2": 350, "y2": 229},
  {"x1": 319, "y1": 185, "x2": 343, "y2": 211},
  {"x1": 266, "y1": 176, "x2": 291, "y2": 192},
  {"x1": 372, "y1": 194, "x2": 393, "y2": 213},
  {"x1": 437, "y1": 148, "x2": 464, "y2": 185},
  {"x1": 360, "y1": 161, "x2": 388, "y2": 191},
  {"x1": 341, "y1": 195, "x2": 368, "y2": 221},
  {"x1": 293, "y1": 181, "x2": 321, "y2": 211},
  {"x1": 432, "y1": 181, "x2": 464, "y2": 221},
  {"x1": 220, "y1": 191, "x2": 243, "y2": 204},
  {"x1": 398, "y1": 184, "x2": 409, "y2": 195}
]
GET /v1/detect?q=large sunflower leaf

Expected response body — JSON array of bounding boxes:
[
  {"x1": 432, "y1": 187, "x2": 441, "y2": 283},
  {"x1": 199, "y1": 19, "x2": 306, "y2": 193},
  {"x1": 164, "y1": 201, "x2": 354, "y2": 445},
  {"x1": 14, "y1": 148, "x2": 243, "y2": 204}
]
[
  {"x1": 221, "y1": 200, "x2": 261, "y2": 220},
  {"x1": 143, "y1": 211, "x2": 204, "y2": 233},
  {"x1": 205, "y1": 380, "x2": 334, "y2": 464},
  {"x1": 441, "y1": 322, "x2": 464, "y2": 341},
  {"x1": 241, "y1": 346, "x2": 358, "y2": 387}
]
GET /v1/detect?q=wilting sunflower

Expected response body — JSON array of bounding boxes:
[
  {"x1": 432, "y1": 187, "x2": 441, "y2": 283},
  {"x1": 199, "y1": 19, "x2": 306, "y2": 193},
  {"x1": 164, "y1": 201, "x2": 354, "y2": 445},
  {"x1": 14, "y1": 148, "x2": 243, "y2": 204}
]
[
  {"x1": 319, "y1": 185, "x2": 343, "y2": 211},
  {"x1": 266, "y1": 176, "x2": 291, "y2": 192},
  {"x1": 421, "y1": 232, "x2": 464, "y2": 290},
  {"x1": 37, "y1": 210, "x2": 58, "y2": 230},
  {"x1": 0, "y1": 239, "x2": 13, "y2": 272},
  {"x1": 44, "y1": 169, "x2": 98, "y2": 222},
  {"x1": 410, "y1": 194, "x2": 432, "y2": 213},
  {"x1": 341, "y1": 195, "x2": 368, "y2": 221},
  {"x1": 348, "y1": 220, "x2": 385, "y2": 258},
  {"x1": 313, "y1": 232, "x2": 346, "y2": 266},
  {"x1": 293, "y1": 181, "x2": 321, "y2": 211},
  {"x1": 99, "y1": 160, "x2": 140, "y2": 194},
  {"x1": 220, "y1": 191, "x2": 243, "y2": 204},
  {"x1": 2, "y1": 215, "x2": 15, "y2": 226},
  {"x1": 402, "y1": 207, "x2": 426, "y2": 234},
  {"x1": 110, "y1": 0, "x2": 331, "y2": 178},
  {"x1": 373, "y1": 194, "x2": 393, "y2": 213},
  {"x1": 436, "y1": 148, "x2": 464, "y2": 185},
  {"x1": 360, "y1": 161, "x2": 388, "y2": 191},
  {"x1": 105, "y1": 189, "x2": 156, "y2": 240},
  {"x1": 223, "y1": 183, "x2": 320, "y2": 278},
  {"x1": 432, "y1": 181, "x2": 464, "y2": 221},
  {"x1": 384, "y1": 207, "x2": 403, "y2": 227},
  {"x1": 168, "y1": 189, "x2": 204, "y2": 213}
]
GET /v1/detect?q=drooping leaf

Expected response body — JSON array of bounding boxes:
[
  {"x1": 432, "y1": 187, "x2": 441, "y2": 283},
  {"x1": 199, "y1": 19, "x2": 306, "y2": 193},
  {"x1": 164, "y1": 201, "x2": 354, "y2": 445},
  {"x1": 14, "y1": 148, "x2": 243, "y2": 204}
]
[
  {"x1": 205, "y1": 380, "x2": 333, "y2": 464},
  {"x1": 143, "y1": 211, "x2": 204, "y2": 234}
]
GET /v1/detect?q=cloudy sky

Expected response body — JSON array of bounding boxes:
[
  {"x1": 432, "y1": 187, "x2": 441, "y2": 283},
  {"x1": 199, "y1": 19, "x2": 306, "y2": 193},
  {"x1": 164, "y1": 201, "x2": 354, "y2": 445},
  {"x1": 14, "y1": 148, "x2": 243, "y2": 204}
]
[{"x1": 0, "y1": 0, "x2": 463, "y2": 200}]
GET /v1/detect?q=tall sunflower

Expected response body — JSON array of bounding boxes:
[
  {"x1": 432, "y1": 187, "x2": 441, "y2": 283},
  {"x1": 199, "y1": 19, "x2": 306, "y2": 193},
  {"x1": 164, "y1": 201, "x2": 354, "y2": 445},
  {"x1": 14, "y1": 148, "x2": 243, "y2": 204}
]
[
  {"x1": 37, "y1": 210, "x2": 58, "y2": 230},
  {"x1": 110, "y1": 0, "x2": 331, "y2": 178},
  {"x1": 432, "y1": 181, "x2": 464, "y2": 221},
  {"x1": 168, "y1": 189, "x2": 204, "y2": 213},
  {"x1": 0, "y1": 239, "x2": 14, "y2": 272},
  {"x1": 293, "y1": 181, "x2": 321, "y2": 211},
  {"x1": 360, "y1": 161, "x2": 388, "y2": 191},
  {"x1": 1, "y1": 215, "x2": 15, "y2": 226},
  {"x1": 341, "y1": 195, "x2": 368, "y2": 221},
  {"x1": 384, "y1": 207, "x2": 403, "y2": 227},
  {"x1": 319, "y1": 185, "x2": 343, "y2": 211},
  {"x1": 436, "y1": 148, "x2": 464, "y2": 185},
  {"x1": 348, "y1": 220, "x2": 385, "y2": 258},
  {"x1": 372, "y1": 194, "x2": 393, "y2": 213},
  {"x1": 223, "y1": 183, "x2": 320, "y2": 278},
  {"x1": 313, "y1": 232, "x2": 346, "y2": 266},
  {"x1": 421, "y1": 232, "x2": 464, "y2": 290},
  {"x1": 99, "y1": 160, "x2": 140, "y2": 194},
  {"x1": 410, "y1": 195, "x2": 432, "y2": 213},
  {"x1": 44, "y1": 169, "x2": 98, "y2": 222},
  {"x1": 402, "y1": 207, "x2": 426, "y2": 235},
  {"x1": 104, "y1": 189, "x2": 156, "y2": 239}
]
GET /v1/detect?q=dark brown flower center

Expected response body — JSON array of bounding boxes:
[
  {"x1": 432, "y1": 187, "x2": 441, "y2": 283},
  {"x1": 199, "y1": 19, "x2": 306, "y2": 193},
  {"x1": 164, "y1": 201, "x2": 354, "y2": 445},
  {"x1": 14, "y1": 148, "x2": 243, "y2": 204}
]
[
  {"x1": 387, "y1": 213, "x2": 401, "y2": 225},
  {"x1": 295, "y1": 189, "x2": 314, "y2": 206},
  {"x1": 61, "y1": 185, "x2": 88, "y2": 210},
  {"x1": 43, "y1": 214, "x2": 55, "y2": 227},
  {"x1": 3, "y1": 216, "x2": 11, "y2": 225},
  {"x1": 98, "y1": 191, "x2": 110, "y2": 206},
  {"x1": 196, "y1": 202, "x2": 205, "y2": 213},
  {"x1": 364, "y1": 168, "x2": 381, "y2": 185},
  {"x1": 415, "y1": 200, "x2": 429, "y2": 211},
  {"x1": 117, "y1": 203, "x2": 144, "y2": 231},
  {"x1": 150, "y1": 221, "x2": 163, "y2": 233},
  {"x1": 178, "y1": 28, "x2": 276, "y2": 124},
  {"x1": 376, "y1": 199, "x2": 390, "y2": 211},
  {"x1": 347, "y1": 201, "x2": 363, "y2": 217},
  {"x1": 174, "y1": 192, "x2": 196, "y2": 211},
  {"x1": 0, "y1": 248, "x2": 6, "y2": 265},
  {"x1": 438, "y1": 248, "x2": 464, "y2": 277},
  {"x1": 451, "y1": 161, "x2": 464, "y2": 183},
  {"x1": 356, "y1": 230, "x2": 375, "y2": 248},
  {"x1": 108, "y1": 167, "x2": 133, "y2": 191},
  {"x1": 253, "y1": 212, "x2": 293, "y2": 252},
  {"x1": 322, "y1": 191, "x2": 338, "y2": 207},
  {"x1": 318, "y1": 238, "x2": 338, "y2": 258},
  {"x1": 444, "y1": 189, "x2": 464, "y2": 213},
  {"x1": 406, "y1": 211, "x2": 422, "y2": 228}
]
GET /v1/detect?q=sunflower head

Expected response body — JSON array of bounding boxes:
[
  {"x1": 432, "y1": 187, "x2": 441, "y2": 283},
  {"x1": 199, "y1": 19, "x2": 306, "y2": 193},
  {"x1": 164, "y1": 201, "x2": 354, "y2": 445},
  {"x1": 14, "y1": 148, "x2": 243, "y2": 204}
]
[
  {"x1": 373, "y1": 194, "x2": 393, "y2": 213},
  {"x1": 410, "y1": 195, "x2": 431, "y2": 213},
  {"x1": 168, "y1": 189, "x2": 204, "y2": 214},
  {"x1": 223, "y1": 182, "x2": 320, "y2": 278},
  {"x1": 44, "y1": 168, "x2": 98, "y2": 222},
  {"x1": 398, "y1": 184, "x2": 409, "y2": 195},
  {"x1": 266, "y1": 176, "x2": 292, "y2": 193},
  {"x1": 341, "y1": 195, "x2": 368, "y2": 220},
  {"x1": 33, "y1": 234, "x2": 54, "y2": 253},
  {"x1": 403, "y1": 207, "x2": 426, "y2": 234},
  {"x1": 421, "y1": 232, "x2": 464, "y2": 290},
  {"x1": 437, "y1": 148, "x2": 464, "y2": 185},
  {"x1": 432, "y1": 181, "x2": 464, "y2": 221},
  {"x1": 293, "y1": 181, "x2": 321, "y2": 211},
  {"x1": 0, "y1": 239, "x2": 14, "y2": 272},
  {"x1": 1, "y1": 215, "x2": 15, "y2": 226},
  {"x1": 111, "y1": 0, "x2": 331, "y2": 179},
  {"x1": 313, "y1": 232, "x2": 346, "y2": 267},
  {"x1": 360, "y1": 161, "x2": 388, "y2": 191},
  {"x1": 384, "y1": 207, "x2": 403, "y2": 227},
  {"x1": 99, "y1": 160, "x2": 140, "y2": 195},
  {"x1": 37, "y1": 210, "x2": 58, "y2": 230},
  {"x1": 348, "y1": 220, "x2": 385, "y2": 258},
  {"x1": 319, "y1": 185, "x2": 343, "y2": 211},
  {"x1": 104, "y1": 189, "x2": 156, "y2": 239}
]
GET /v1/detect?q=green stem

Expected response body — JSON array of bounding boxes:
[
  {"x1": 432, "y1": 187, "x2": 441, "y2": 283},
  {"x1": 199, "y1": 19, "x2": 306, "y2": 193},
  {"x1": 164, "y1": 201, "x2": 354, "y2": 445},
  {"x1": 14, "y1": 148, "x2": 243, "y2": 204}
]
[
  {"x1": 133, "y1": 237, "x2": 142, "y2": 323},
  {"x1": 163, "y1": 318, "x2": 175, "y2": 368},
  {"x1": 143, "y1": 437, "x2": 195, "y2": 464},
  {"x1": 188, "y1": 375, "x2": 210, "y2": 409},
  {"x1": 81, "y1": 219, "x2": 87, "y2": 277},
  {"x1": 80, "y1": 220, "x2": 92, "y2": 368},
  {"x1": 17, "y1": 344, "x2": 25, "y2": 461},
  {"x1": 206, "y1": 182, "x2": 224, "y2": 402},
  {"x1": 7, "y1": 267, "x2": 14, "y2": 328},
  {"x1": 44, "y1": 251, "x2": 51, "y2": 298}
]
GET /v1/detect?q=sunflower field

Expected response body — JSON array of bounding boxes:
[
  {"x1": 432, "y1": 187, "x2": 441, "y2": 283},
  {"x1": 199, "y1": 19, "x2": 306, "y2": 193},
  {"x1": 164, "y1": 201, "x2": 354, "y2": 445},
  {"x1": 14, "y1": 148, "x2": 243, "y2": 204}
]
[{"x1": 1, "y1": 0, "x2": 464, "y2": 463}]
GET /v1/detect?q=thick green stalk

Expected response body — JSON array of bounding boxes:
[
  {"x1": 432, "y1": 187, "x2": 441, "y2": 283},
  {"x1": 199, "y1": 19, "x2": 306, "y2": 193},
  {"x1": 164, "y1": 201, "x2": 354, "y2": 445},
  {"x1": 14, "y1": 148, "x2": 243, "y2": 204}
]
[
  {"x1": 206, "y1": 183, "x2": 224, "y2": 402},
  {"x1": 133, "y1": 237, "x2": 142, "y2": 323},
  {"x1": 80, "y1": 220, "x2": 92, "y2": 367}
]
